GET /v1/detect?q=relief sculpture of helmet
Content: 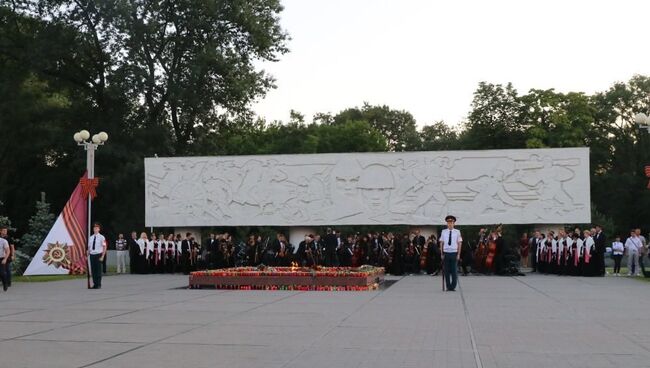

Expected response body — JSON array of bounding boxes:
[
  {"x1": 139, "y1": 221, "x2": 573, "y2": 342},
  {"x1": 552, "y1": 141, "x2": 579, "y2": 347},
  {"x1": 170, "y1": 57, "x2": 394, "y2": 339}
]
[{"x1": 357, "y1": 164, "x2": 395, "y2": 189}]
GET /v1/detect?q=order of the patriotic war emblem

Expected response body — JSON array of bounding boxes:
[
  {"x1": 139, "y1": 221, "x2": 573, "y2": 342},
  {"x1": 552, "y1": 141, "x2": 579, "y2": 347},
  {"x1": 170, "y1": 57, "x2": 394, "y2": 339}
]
[{"x1": 42, "y1": 242, "x2": 72, "y2": 269}]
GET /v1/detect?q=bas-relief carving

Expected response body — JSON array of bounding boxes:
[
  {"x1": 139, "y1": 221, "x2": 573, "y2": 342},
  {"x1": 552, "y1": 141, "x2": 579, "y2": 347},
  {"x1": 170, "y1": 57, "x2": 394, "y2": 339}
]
[{"x1": 145, "y1": 148, "x2": 590, "y2": 226}]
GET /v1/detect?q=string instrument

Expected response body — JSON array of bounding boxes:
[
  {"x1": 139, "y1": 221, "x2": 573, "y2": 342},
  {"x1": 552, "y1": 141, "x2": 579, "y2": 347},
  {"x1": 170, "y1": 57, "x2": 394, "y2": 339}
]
[
  {"x1": 484, "y1": 225, "x2": 501, "y2": 272},
  {"x1": 190, "y1": 240, "x2": 197, "y2": 266},
  {"x1": 473, "y1": 232, "x2": 487, "y2": 272},
  {"x1": 420, "y1": 241, "x2": 429, "y2": 269},
  {"x1": 352, "y1": 242, "x2": 362, "y2": 267}
]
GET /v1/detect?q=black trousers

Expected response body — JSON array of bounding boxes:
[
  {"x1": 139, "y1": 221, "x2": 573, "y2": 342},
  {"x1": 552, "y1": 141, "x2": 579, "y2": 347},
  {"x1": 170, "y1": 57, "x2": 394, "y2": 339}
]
[
  {"x1": 0, "y1": 262, "x2": 7, "y2": 290},
  {"x1": 612, "y1": 255, "x2": 623, "y2": 273},
  {"x1": 90, "y1": 254, "x2": 102, "y2": 288}
]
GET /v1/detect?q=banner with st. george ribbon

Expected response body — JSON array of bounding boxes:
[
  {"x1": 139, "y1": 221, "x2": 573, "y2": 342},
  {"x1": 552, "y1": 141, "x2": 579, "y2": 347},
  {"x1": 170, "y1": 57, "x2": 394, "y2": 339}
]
[{"x1": 23, "y1": 172, "x2": 98, "y2": 276}]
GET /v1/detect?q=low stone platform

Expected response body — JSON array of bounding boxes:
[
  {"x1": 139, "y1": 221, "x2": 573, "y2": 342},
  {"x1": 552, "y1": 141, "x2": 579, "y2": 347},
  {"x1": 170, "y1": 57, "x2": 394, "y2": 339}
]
[{"x1": 189, "y1": 266, "x2": 384, "y2": 290}]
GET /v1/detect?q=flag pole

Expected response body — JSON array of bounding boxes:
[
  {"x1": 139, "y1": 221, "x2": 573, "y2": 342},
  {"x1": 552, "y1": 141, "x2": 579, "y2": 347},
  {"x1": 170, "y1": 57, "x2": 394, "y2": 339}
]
[
  {"x1": 86, "y1": 144, "x2": 95, "y2": 289},
  {"x1": 74, "y1": 130, "x2": 107, "y2": 289}
]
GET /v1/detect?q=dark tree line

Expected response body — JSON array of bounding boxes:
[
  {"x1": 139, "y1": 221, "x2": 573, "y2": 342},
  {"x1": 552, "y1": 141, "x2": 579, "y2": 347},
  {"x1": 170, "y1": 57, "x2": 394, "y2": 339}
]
[{"x1": 1, "y1": 2, "x2": 650, "y2": 255}]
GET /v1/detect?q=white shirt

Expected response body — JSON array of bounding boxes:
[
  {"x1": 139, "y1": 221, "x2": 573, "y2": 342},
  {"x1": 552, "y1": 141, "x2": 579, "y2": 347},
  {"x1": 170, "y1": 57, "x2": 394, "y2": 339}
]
[
  {"x1": 576, "y1": 238, "x2": 584, "y2": 254},
  {"x1": 584, "y1": 236, "x2": 594, "y2": 255},
  {"x1": 625, "y1": 236, "x2": 642, "y2": 253},
  {"x1": 612, "y1": 241, "x2": 624, "y2": 255},
  {"x1": 0, "y1": 237, "x2": 8, "y2": 258},
  {"x1": 137, "y1": 238, "x2": 146, "y2": 255},
  {"x1": 87, "y1": 233, "x2": 106, "y2": 255},
  {"x1": 440, "y1": 228, "x2": 462, "y2": 253}
]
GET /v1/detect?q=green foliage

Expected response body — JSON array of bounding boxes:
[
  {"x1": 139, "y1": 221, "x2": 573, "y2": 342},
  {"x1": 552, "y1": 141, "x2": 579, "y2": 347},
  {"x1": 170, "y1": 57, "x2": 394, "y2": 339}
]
[
  {"x1": 333, "y1": 103, "x2": 420, "y2": 151},
  {"x1": 20, "y1": 194, "x2": 55, "y2": 259},
  {"x1": 3, "y1": 2, "x2": 650, "y2": 240},
  {"x1": 419, "y1": 121, "x2": 460, "y2": 151},
  {"x1": 461, "y1": 82, "x2": 526, "y2": 149}
]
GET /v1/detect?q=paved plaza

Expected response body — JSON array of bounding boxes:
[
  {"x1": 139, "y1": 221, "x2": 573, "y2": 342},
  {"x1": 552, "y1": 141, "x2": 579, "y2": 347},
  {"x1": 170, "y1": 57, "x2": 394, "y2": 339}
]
[{"x1": 0, "y1": 273, "x2": 648, "y2": 368}]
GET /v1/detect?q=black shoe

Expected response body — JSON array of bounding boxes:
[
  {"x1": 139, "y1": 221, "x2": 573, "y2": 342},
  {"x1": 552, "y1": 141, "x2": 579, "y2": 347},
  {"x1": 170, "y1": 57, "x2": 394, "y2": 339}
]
[{"x1": 3, "y1": 285, "x2": 7, "y2": 291}]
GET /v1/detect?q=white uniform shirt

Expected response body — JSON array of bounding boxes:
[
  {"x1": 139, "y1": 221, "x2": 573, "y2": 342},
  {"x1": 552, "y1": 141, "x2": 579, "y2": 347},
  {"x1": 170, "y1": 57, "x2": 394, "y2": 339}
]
[
  {"x1": 440, "y1": 228, "x2": 462, "y2": 253},
  {"x1": 612, "y1": 241, "x2": 624, "y2": 255},
  {"x1": 87, "y1": 233, "x2": 106, "y2": 255}
]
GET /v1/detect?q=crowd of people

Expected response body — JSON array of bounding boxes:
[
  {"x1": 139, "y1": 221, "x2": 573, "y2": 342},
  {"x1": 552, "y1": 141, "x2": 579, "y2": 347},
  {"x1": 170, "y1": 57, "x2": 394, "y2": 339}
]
[
  {"x1": 525, "y1": 226, "x2": 649, "y2": 277},
  {"x1": 114, "y1": 226, "x2": 524, "y2": 277}
]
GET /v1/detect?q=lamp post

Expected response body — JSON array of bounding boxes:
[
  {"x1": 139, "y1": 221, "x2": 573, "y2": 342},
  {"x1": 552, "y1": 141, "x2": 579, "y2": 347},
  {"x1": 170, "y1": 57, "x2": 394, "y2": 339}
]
[
  {"x1": 73, "y1": 130, "x2": 108, "y2": 241},
  {"x1": 635, "y1": 113, "x2": 650, "y2": 132}
]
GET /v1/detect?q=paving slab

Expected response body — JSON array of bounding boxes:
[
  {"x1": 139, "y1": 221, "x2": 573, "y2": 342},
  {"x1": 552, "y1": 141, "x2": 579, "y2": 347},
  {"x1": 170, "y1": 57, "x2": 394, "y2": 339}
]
[{"x1": 0, "y1": 273, "x2": 648, "y2": 368}]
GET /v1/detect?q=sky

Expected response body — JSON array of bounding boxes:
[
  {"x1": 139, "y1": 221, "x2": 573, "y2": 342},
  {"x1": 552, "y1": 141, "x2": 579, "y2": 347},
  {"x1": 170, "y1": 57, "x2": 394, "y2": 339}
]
[{"x1": 252, "y1": 0, "x2": 650, "y2": 128}]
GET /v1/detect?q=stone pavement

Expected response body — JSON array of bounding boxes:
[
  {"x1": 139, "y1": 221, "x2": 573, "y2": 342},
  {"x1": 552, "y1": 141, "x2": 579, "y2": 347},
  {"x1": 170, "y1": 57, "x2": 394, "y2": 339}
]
[{"x1": 0, "y1": 273, "x2": 648, "y2": 368}]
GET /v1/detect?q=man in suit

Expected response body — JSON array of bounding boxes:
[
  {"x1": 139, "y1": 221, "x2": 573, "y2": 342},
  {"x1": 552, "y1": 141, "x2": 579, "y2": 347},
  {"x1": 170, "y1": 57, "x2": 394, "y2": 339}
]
[
  {"x1": 181, "y1": 232, "x2": 194, "y2": 274},
  {"x1": 127, "y1": 231, "x2": 139, "y2": 274},
  {"x1": 323, "y1": 228, "x2": 338, "y2": 267},
  {"x1": 593, "y1": 225, "x2": 607, "y2": 276},
  {"x1": 205, "y1": 233, "x2": 218, "y2": 268}
]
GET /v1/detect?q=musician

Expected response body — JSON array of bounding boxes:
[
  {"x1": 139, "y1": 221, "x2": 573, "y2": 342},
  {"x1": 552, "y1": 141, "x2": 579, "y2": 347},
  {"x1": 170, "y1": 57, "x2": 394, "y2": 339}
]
[
  {"x1": 391, "y1": 233, "x2": 404, "y2": 275},
  {"x1": 154, "y1": 234, "x2": 164, "y2": 273},
  {"x1": 520, "y1": 233, "x2": 530, "y2": 269},
  {"x1": 440, "y1": 215, "x2": 462, "y2": 291},
  {"x1": 297, "y1": 235, "x2": 317, "y2": 267},
  {"x1": 583, "y1": 230, "x2": 596, "y2": 276},
  {"x1": 205, "y1": 233, "x2": 219, "y2": 269},
  {"x1": 127, "y1": 231, "x2": 139, "y2": 274},
  {"x1": 180, "y1": 232, "x2": 193, "y2": 274},
  {"x1": 493, "y1": 227, "x2": 506, "y2": 275},
  {"x1": 338, "y1": 234, "x2": 354, "y2": 267},
  {"x1": 593, "y1": 225, "x2": 607, "y2": 276},
  {"x1": 371, "y1": 232, "x2": 383, "y2": 266},
  {"x1": 474, "y1": 228, "x2": 488, "y2": 274},
  {"x1": 272, "y1": 233, "x2": 291, "y2": 266},
  {"x1": 247, "y1": 235, "x2": 260, "y2": 266},
  {"x1": 323, "y1": 228, "x2": 339, "y2": 267},
  {"x1": 136, "y1": 232, "x2": 148, "y2": 274},
  {"x1": 403, "y1": 237, "x2": 419, "y2": 274},
  {"x1": 217, "y1": 237, "x2": 230, "y2": 268},
  {"x1": 175, "y1": 233, "x2": 182, "y2": 272},
  {"x1": 529, "y1": 231, "x2": 539, "y2": 272},
  {"x1": 556, "y1": 230, "x2": 566, "y2": 275},
  {"x1": 426, "y1": 234, "x2": 440, "y2": 275},
  {"x1": 147, "y1": 233, "x2": 158, "y2": 273}
]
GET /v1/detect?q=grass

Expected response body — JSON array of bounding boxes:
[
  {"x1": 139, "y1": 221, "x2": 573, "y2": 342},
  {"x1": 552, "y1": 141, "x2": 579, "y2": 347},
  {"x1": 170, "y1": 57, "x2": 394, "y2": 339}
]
[
  {"x1": 605, "y1": 267, "x2": 650, "y2": 283},
  {"x1": 14, "y1": 274, "x2": 87, "y2": 283},
  {"x1": 13, "y1": 265, "x2": 126, "y2": 283}
]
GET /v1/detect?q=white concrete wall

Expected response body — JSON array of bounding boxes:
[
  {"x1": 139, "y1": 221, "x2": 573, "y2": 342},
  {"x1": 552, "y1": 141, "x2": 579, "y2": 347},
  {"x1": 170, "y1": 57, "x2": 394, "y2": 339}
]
[{"x1": 145, "y1": 148, "x2": 590, "y2": 227}]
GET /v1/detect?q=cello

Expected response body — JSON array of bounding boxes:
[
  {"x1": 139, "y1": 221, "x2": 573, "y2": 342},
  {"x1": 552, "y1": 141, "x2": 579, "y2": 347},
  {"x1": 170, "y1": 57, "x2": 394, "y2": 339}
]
[
  {"x1": 420, "y1": 240, "x2": 428, "y2": 269},
  {"x1": 473, "y1": 229, "x2": 488, "y2": 273},
  {"x1": 484, "y1": 230, "x2": 498, "y2": 273}
]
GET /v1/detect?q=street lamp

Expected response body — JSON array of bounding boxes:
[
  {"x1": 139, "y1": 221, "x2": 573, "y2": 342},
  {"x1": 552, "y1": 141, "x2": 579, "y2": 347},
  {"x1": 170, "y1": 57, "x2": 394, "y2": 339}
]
[
  {"x1": 73, "y1": 129, "x2": 108, "y2": 239},
  {"x1": 635, "y1": 113, "x2": 650, "y2": 133}
]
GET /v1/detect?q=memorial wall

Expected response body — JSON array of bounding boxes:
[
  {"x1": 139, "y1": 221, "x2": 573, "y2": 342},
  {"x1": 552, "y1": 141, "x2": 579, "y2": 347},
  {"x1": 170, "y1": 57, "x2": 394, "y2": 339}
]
[{"x1": 145, "y1": 147, "x2": 590, "y2": 227}]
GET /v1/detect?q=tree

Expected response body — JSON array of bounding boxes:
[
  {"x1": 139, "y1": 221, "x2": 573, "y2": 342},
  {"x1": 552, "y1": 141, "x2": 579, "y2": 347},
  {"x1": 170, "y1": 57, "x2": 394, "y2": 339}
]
[
  {"x1": 519, "y1": 89, "x2": 592, "y2": 149},
  {"x1": 9, "y1": 0, "x2": 289, "y2": 153},
  {"x1": 334, "y1": 103, "x2": 420, "y2": 151},
  {"x1": 418, "y1": 121, "x2": 459, "y2": 151},
  {"x1": 20, "y1": 193, "x2": 55, "y2": 260},
  {"x1": 588, "y1": 75, "x2": 650, "y2": 232},
  {"x1": 461, "y1": 82, "x2": 526, "y2": 149}
]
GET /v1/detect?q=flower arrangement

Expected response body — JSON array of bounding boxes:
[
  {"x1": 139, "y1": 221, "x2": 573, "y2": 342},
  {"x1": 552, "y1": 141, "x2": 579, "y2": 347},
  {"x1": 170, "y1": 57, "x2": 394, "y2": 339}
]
[{"x1": 189, "y1": 266, "x2": 384, "y2": 291}]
